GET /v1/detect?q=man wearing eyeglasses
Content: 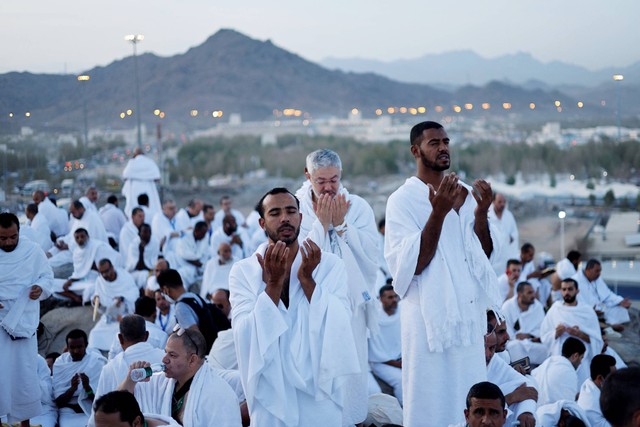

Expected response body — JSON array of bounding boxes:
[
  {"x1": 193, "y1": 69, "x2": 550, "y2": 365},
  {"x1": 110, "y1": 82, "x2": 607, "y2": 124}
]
[
  {"x1": 229, "y1": 187, "x2": 360, "y2": 427},
  {"x1": 121, "y1": 328, "x2": 241, "y2": 426},
  {"x1": 294, "y1": 149, "x2": 380, "y2": 426}
]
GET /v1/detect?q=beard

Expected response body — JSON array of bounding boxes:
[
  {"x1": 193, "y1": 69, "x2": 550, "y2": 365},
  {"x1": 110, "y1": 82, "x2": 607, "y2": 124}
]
[
  {"x1": 266, "y1": 223, "x2": 300, "y2": 245},
  {"x1": 0, "y1": 244, "x2": 17, "y2": 252},
  {"x1": 419, "y1": 148, "x2": 450, "y2": 172},
  {"x1": 563, "y1": 294, "x2": 577, "y2": 304}
]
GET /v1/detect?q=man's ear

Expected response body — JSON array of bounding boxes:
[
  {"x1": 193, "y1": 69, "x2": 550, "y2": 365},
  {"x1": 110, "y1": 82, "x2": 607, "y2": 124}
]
[
  {"x1": 117, "y1": 333, "x2": 124, "y2": 346},
  {"x1": 258, "y1": 217, "x2": 265, "y2": 230},
  {"x1": 133, "y1": 414, "x2": 143, "y2": 427},
  {"x1": 410, "y1": 143, "x2": 419, "y2": 159},
  {"x1": 143, "y1": 331, "x2": 149, "y2": 342}
]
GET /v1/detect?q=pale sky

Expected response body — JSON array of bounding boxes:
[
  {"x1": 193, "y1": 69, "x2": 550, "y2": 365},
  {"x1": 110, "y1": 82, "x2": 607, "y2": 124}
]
[{"x1": 2, "y1": 0, "x2": 639, "y2": 74}]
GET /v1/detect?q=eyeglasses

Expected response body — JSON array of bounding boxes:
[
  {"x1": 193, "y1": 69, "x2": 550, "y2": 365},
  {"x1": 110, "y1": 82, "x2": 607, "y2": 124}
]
[
  {"x1": 173, "y1": 324, "x2": 199, "y2": 356},
  {"x1": 312, "y1": 177, "x2": 340, "y2": 186}
]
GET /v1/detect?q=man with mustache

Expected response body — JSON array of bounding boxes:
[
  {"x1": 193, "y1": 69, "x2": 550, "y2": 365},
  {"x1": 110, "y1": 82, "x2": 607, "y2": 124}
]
[
  {"x1": 229, "y1": 187, "x2": 359, "y2": 427},
  {"x1": 294, "y1": 148, "x2": 380, "y2": 426},
  {"x1": 384, "y1": 121, "x2": 502, "y2": 426},
  {"x1": 540, "y1": 278, "x2": 603, "y2": 387}
]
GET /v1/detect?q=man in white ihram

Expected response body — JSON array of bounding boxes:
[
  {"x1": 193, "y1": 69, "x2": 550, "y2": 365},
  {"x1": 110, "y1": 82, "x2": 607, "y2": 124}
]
[
  {"x1": 488, "y1": 192, "x2": 520, "y2": 275},
  {"x1": 384, "y1": 121, "x2": 503, "y2": 427},
  {"x1": 0, "y1": 213, "x2": 53, "y2": 427},
  {"x1": 295, "y1": 148, "x2": 380, "y2": 426},
  {"x1": 230, "y1": 188, "x2": 360, "y2": 427},
  {"x1": 121, "y1": 148, "x2": 162, "y2": 219}
]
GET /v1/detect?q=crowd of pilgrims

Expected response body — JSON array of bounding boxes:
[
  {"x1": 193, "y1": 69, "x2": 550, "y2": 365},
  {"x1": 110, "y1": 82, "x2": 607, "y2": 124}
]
[{"x1": 1, "y1": 145, "x2": 636, "y2": 427}]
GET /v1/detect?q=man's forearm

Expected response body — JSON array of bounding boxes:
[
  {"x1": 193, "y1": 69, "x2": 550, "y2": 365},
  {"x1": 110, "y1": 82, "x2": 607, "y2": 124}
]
[
  {"x1": 415, "y1": 211, "x2": 446, "y2": 275},
  {"x1": 473, "y1": 213, "x2": 493, "y2": 258}
]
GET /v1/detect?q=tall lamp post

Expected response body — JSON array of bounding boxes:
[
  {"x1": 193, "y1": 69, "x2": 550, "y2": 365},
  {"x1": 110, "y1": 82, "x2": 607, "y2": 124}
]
[
  {"x1": 125, "y1": 34, "x2": 144, "y2": 148},
  {"x1": 77, "y1": 75, "x2": 90, "y2": 156},
  {"x1": 613, "y1": 74, "x2": 624, "y2": 141},
  {"x1": 558, "y1": 210, "x2": 566, "y2": 260}
]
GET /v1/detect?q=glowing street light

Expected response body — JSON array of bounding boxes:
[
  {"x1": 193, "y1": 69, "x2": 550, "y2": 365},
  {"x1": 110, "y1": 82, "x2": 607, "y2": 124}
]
[
  {"x1": 558, "y1": 210, "x2": 566, "y2": 259},
  {"x1": 77, "y1": 75, "x2": 90, "y2": 153},
  {"x1": 613, "y1": 74, "x2": 624, "y2": 141},
  {"x1": 125, "y1": 34, "x2": 144, "y2": 148}
]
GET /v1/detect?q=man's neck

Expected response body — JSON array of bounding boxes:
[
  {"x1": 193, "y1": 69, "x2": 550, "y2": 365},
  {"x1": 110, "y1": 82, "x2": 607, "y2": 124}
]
[
  {"x1": 517, "y1": 300, "x2": 530, "y2": 311},
  {"x1": 175, "y1": 364, "x2": 200, "y2": 391},
  {"x1": 563, "y1": 301, "x2": 578, "y2": 307},
  {"x1": 416, "y1": 168, "x2": 444, "y2": 189},
  {"x1": 384, "y1": 308, "x2": 396, "y2": 316},
  {"x1": 494, "y1": 206, "x2": 503, "y2": 219}
]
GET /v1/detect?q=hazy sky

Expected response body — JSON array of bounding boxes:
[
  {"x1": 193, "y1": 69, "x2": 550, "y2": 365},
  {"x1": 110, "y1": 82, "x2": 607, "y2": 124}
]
[{"x1": 2, "y1": 0, "x2": 639, "y2": 74}]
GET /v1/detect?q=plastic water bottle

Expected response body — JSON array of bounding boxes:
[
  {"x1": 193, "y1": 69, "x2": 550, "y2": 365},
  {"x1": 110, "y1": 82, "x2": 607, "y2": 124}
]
[{"x1": 130, "y1": 364, "x2": 165, "y2": 382}]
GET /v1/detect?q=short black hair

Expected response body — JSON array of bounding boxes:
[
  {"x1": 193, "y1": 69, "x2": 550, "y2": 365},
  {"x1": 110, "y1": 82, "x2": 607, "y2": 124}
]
[
  {"x1": 506, "y1": 259, "x2": 521, "y2": 268},
  {"x1": 26, "y1": 203, "x2": 39, "y2": 215},
  {"x1": 567, "y1": 250, "x2": 581, "y2": 262},
  {"x1": 516, "y1": 281, "x2": 533, "y2": 294},
  {"x1": 521, "y1": 242, "x2": 534, "y2": 253},
  {"x1": 590, "y1": 354, "x2": 616, "y2": 381},
  {"x1": 171, "y1": 328, "x2": 206, "y2": 359},
  {"x1": 137, "y1": 193, "x2": 149, "y2": 205},
  {"x1": 378, "y1": 218, "x2": 385, "y2": 229},
  {"x1": 466, "y1": 381, "x2": 505, "y2": 409},
  {"x1": 94, "y1": 390, "x2": 144, "y2": 425},
  {"x1": 45, "y1": 352, "x2": 61, "y2": 362},
  {"x1": 74, "y1": 227, "x2": 89, "y2": 237},
  {"x1": 379, "y1": 284, "x2": 394, "y2": 298},
  {"x1": 409, "y1": 121, "x2": 444, "y2": 145},
  {"x1": 66, "y1": 328, "x2": 88, "y2": 345},
  {"x1": 139, "y1": 223, "x2": 151, "y2": 234},
  {"x1": 135, "y1": 296, "x2": 156, "y2": 318},
  {"x1": 600, "y1": 367, "x2": 640, "y2": 427},
  {"x1": 72, "y1": 200, "x2": 85, "y2": 210},
  {"x1": 256, "y1": 187, "x2": 300, "y2": 219},
  {"x1": 107, "y1": 194, "x2": 118, "y2": 204},
  {"x1": 585, "y1": 259, "x2": 601, "y2": 270},
  {"x1": 194, "y1": 221, "x2": 209, "y2": 232},
  {"x1": 561, "y1": 278, "x2": 579, "y2": 290},
  {"x1": 131, "y1": 207, "x2": 143, "y2": 217},
  {"x1": 0, "y1": 212, "x2": 20, "y2": 231},
  {"x1": 562, "y1": 337, "x2": 586, "y2": 358},
  {"x1": 157, "y1": 269, "x2": 184, "y2": 289}
]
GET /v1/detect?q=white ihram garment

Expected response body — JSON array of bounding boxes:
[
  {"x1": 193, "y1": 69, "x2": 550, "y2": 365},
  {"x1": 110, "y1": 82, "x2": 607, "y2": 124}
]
[
  {"x1": 573, "y1": 269, "x2": 630, "y2": 325},
  {"x1": 121, "y1": 154, "x2": 162, "y2": 219}
]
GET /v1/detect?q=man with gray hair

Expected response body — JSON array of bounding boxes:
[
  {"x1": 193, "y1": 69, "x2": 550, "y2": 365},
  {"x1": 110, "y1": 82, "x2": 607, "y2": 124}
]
[{"x1": 295, "y1": 148, "x2": 379, "y2": 426}]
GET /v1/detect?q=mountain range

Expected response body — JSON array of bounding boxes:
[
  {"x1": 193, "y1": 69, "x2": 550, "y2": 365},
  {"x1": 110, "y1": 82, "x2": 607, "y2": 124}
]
[{"x1": 0, "y1": 29, "x2": 637, "y2": 134}]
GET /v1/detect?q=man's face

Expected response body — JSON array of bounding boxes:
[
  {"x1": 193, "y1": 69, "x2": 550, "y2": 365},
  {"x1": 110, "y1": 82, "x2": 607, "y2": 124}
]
[
  {"x1": 190, "y1": 200, "x2": 203, "y2": 215},
  {"x1": 203, "y1": 207, "x2": 215, "y2": 222},
  {"x1": 521, "y1": 248, "x2": 534, "y2": 264},
  {"x1": 518, "y1": 284, "x2": 535, "y2": 306},
  {"x1": 506, "y1": 263, "x2": 522, "y2": 279},
  {"x1": 163, "y1": 203, "x2": 177, "y2": 219},
  {"x1": 155, "y1": 291, "x2": 170, "y2": 311},
  {"x1": 561, "y1": 281, "x2": 578, "y2": 304},
  {"x1": 493, "y1": 321, "x2": 509, "y2": 353},
  {"x1": 212, "y1": 290, "x2": 231, "y2": 318},
  {"x1": 32, "y1": 192, "x2": 43, "y2": 204},
  {"x1": 223, "y1": 215, "x2": 237, "y2": 236},
  {"x1": 70, "y1": 204, "x2": 84, "y2": 220},
  {"x1": 0, "y1": 224, "x2": 19, "y2": 252},
  {"x1": 464, "y1": 397, "x2": 507, "y2": 427},
  {"x1": 139, "y1": 226, "x2": 151, "y2": 243},
  {"x1": 98, "y1": 262, "x2": 117, "y2": 282},
  {"x1": 154, "y1": 260, "x2": 169, "y2": 279},
  {"x1": 221, "y1": 198, "x2": 232, "y2": 213},
  {"x1": 193, "y1": 226, "x2": 207, "y2": 241},
  {"x1": 259, "y1": 193, "x2": 302, "y2": 245},
  {"x1": 484, "y1": 332, "x2": 498, "y2": 365},
  {"x1": 74, "y1": 231, "x2": 89, "y2": 247},
  {"x1": 162, "y1": 336, "x2": 194, "y2": 380},
  {"x1": 218, "y1": 243, "x2": 232, "y2": 262},
  {"x1": 585, "y1": 264, "x2": 602, "y2": 282},
  {"x1": 571, "y1": 257, "x2": 581, "y2": 269},
  {"x1": 493, "y1": 194, "x2": 506, "y2": 214},
  {"x1": 412, "y1": 127, "x2": 451, "y2": 172},
  {"x1": 132, "y1": 211, "x2": 145, "y2": 227},
  {"x1": 87, "y1": 188, "x2": 98, "y2": 202},
  {"x1": 95, "y1": 411, "x2": 142, "y2": 427},
  {"x1": 306, "y1": 166, "x2": 341, "y2": 199},
  {"x1": 380, "y1": 290, "x2": 399, "y2": 314},
  {"x1": 67, "y1": 337, "x2": 87, "y2": 362}
]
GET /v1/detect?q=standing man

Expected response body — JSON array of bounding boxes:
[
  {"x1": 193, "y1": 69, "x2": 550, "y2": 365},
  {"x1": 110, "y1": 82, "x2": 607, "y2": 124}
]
[
  {"x1": 488, "y1": 192, "x2": 520, "y2": 275},
  {"x1": 121, "y1": 148, "x2": 162, "y2": 219},
  {"x1": 384, "y1": 121, "x2": 502, "y2": 426},
  {"x1": 229, "y1": 188, "x2": 360, "y2": 426},
  {"x1": 295, "y1": 148, "x2": 379, "y2": 426},
  {"x1": 0, "y1": 213, "x2": 53, "y2": 427},
  {"x1": 99, "y1": 195, "x2": 127, "y2": 247}
]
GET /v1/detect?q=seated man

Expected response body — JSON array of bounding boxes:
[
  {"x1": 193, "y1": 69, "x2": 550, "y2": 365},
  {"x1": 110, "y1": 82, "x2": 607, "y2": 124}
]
[
  {"x1": 577, "y1": 354, "x2": 617, "y2": 427},
  {"x1": 94, "y1": 390, "x2": 180, "y2": 427},
  {"x1": 126, "y1": 223, "x2": 160, "y2": 289},
  {"x1": 463, "y1": 382, "x2": 507, "y2": 427},
  {"x1": 540, "y1": 278, "x2": 603, "y2": 386},
  {"x1": 52, "y1": 228, "x2": 120, "y2": 304},
  {"x1": 174, "y1": 221, "x2": 210, "y2": 288},
  {"x1": 200, "y1": 242, "x2": 236, "y2": 298},
  {"x1": 210, "y1": 288, "x2": 231, "y2": 321},
  {"x1": 497, "y1": 259, "x2": 521, "y2": 302},
  {"x1": 368, "y1": 284, "x2": 402, "y2": 405},
  {"x1": 30, "y1": 355, "x2": 59, "y2": 427},
  {"x1": 600, "y1": 367, "x2": 640, "y2": 427},
  {"x1": 210, "y1": 214, "x2": 249, "y2": 260},
  {"x1": 501, "y1": 281, "x2": 549, "y2": 365},
  {"x1": 153, "y1": 289, "x2": 176, "y2": 335},
  {"x1": 119, "y1": 329, "x2": 241, "y2": 426},
  {"x1": 145, "y1": 258, "x2": 170, "y2": 296},
  {"x1": 94, "y1": 315, "x2": 165, "y2": 401},
  {"x1": 119, "y1": 207, "x2": 145, "y2": 258},
  {"x1": 88, "y1": 259, "x2": 139, "y2": 352},
  {"x1": 485, "y1": 321, "x2": 537, "y2": 427},
  {"x1": 53, "y1": 329, "x2": 107, "y2": 427},
  {"x1": 25, "y1": 202, "x2": 53, "y2": 251},
  {"x1": 573, "y1": 259, "x2": 631, "y2": 332},
  {"x1": 108, "y1": 297, "x2": 168, "y2": 358},
  {"x1": 531, "y1": 337, "x2": 585, "y2": 406},
  {"x1": 536, "y1": 401, "x2": 591, "y2": 427}
]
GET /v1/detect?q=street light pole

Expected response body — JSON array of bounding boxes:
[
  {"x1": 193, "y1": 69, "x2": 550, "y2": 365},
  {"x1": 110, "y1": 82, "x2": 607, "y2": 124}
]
[
  {"x1": 613, "y1": 74, "x2": 624, "y2": 141},
  {"x1": 558, "y1": 210, "x2": 566, "y2": 260},
  {"x1": 125, "y1": 34, "x2": 144, "y2": 148},
  {"x1": 77, "y1": 75, "x2": 90, "y2": 157}
]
